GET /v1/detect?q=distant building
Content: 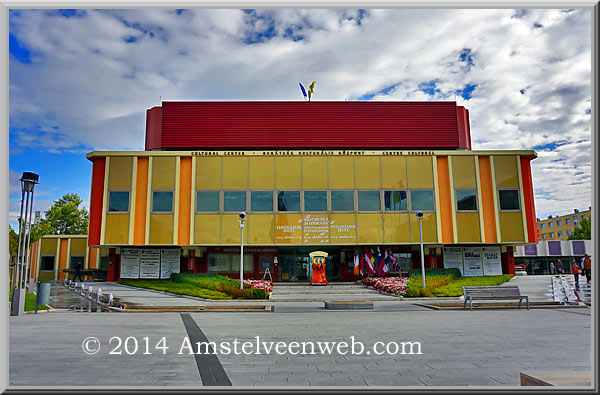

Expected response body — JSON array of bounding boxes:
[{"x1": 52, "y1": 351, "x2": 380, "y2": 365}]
[{"x1": 536, "y1": 208, "x2": 592, "y2": 241}]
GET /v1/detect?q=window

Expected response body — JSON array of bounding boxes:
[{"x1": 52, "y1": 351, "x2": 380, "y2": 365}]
[
  {"x1": 384, "y1": 191, "x2": 407, "y2": 211},
  {"x1": 108, "y1": 191, "x2": 129, "y2": 212},
  {"x1": 498, "y1": 189, "x2": 520, "y2": 210},
  {"x1": 542, "y1": 234, "x2": 547, "y2": 240},
  {"x1": 304, "y1": 191, "x2": 327, "y2": 212},
  {"x1": 196, "y1": 191, "x2": 220, "y2": 212},
  {"x1": 69, "y1": 256, "x2": 85, "y2": 270},
  {"x1": 358, "y1": 191, "x2": 381, "y2": 211},
  {"x1": 207, "y1": 253, "x2": 253, "y2": 273},
  {"x1": 574, "y1": 216, "x2": 578, "y2": 226},
  {"x1": 567, "y1": 229, "x2": 572, "y2": 236},
  {"x1": 224, "y1": 191, "x2": 246, "y2": 212},
  {"x1": 456, "y1": 189, "x2": 478, "y2": 211},
  {"x1": 582, "y1": 214, "x2": 587, "y2": 220},
  {"x1": 550, "y1": 232, "x2": 554, "y2": 239},
  {"x1": 99, "y1": 255, "x2": 109, "y2": 270},
  {"x1": 251, "y1": 191, "x2": 273, "y2": 212},
  {"x1": 410, "y1": 190, "x2": 434, "y2": 211},
  {"x1": 331, "y1": 191, "x2": 354, "y2": 212},
  {"x1": 556, "y1": 220, "x2": 562, "y2": 226},
  {"x1": 558, "y1": 231, "x2": 563, "y2": 238},
  {"x1": 40, "y1": 256, "x2": 55, "y2": 271},
  {"x1": 152, "y1": 191, "x2": 174, "y2": 212},
  {"x1": 277, "y1": 191, "x2": 300, "y2": 212},
  {"x1": 549, "y1": 222, "x2": 553, "y2": 228},
  {"x1": 566, "y1": 218, "x2": 571, "y2": 225},
  {"x1": 541, "y1": 223, "x2": 545, "y2": 229}
]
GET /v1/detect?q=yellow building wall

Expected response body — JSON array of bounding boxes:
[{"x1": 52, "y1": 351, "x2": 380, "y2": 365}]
[
  {"x1": 40, "y1": 238, "x2": 58, "y2": 255},
  {"x1": 451, "y1": 156, "x2": 477, "y2": 188},
  {"x1": 407, "y1": 156, "x2": 434, "y2": 189},
  {"x1": 104, "y1": 214, "x2": 130, "y2": 245},
  {"x1": 152, "y1": 156, "x2": 176, "y2": 190},
  {"x1": 221, "y1": 213, "x2": 249, "y2": 244},
  {"x1": 276, "y1": 157, "x2": 301, "y2": 189},
  {"x1": 249, "y1": 156, "x2": 275, "y2": 189},
  {"x1": 381, "y1": 156, "x2": 407, "y2": 189},
  {"x1": 357, "y1": 213, "x2": 383, "y2": 243},
  {"x1": 275, "y1": 213, "x2": 302, "y2": 244},
  {"x1": 302, "y1": 213, "x2": 330, "y2": 244},
  {"x1": 329, "y1": 157, "x2": 355, "y2": 189},
  {"x1": 500, "y1": 212, "x2": 525, "y2": 242},
  {"x1": 194, "y1": 214, "x2": 221, "y2": 244},
  {"x1": 410, "y1": 213, "x2": 437, "y2": 243},
  {"x1": 355, "y1": 157, "x2": 381, "y2": 189},
  {"x1": 494, "y1": 156, "x2": 519, "y2": 188},
  {"x1": 383, "y1": 213, "x2": 411, "y2": 243},
  {"x1": 70, "y1": 238, "x2": 87, "y2": 255},
  {"x1": 148, "y1": 214, "x2": 174, "y2": 244},
  {"x1": 302, "y1": 157, "x2": 328, "y2": 189},
  {"x1": 108, "y1": 156, "x2": 133, "y2": 190},
  {"x1": 456, "y1": 212, "x2": 481, "y2": 243},
  {"x1": 196, "y1": 156, "x2": 222, "y2": 189},
  {"x1": 222, "y1": 157, "x2": 248, "y2": 189},
  {"x1": 249, "y1": 214, "x2": 276, "y2": 244},
  {"x1": 329, "y1": 213, "x2": 357, "y2": 243}
]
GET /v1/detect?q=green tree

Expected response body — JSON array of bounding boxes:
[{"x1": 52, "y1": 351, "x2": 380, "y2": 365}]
[
  {"x1": 568, "y1": 218, "x2": 591, "y2": 240},
  {"x1": 41, "y1": 193, "x2": 89, "y2": 235}
]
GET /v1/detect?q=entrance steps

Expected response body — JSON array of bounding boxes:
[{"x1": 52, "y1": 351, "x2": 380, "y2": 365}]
[{"x1": 270, "y1": 282, "x2": 401, "y2": 302}]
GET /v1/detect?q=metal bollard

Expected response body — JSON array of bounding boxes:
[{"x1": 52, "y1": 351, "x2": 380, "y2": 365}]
[
  {"x1": 97, "y1": 288, "x2": 102, "y2": 302},
  {"x1": 108, "y1": 294, "x2": 114, "y2": 306}
]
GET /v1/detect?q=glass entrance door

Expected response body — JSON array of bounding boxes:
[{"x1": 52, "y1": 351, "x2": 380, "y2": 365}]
[{"x1": 279, "y1": 255, "x2": 310, "y2": 282}]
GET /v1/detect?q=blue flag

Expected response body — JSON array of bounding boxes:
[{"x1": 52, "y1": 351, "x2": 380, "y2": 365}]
[{"x1": 299, "y1": 83, "x2": 307, "y2": 98}]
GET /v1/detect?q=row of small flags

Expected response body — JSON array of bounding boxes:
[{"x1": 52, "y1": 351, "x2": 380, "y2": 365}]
[
  {"x1": 299, "y1": 81, "x2": 316, "y2": 101},
  {"x1": 352, "y1": 247, "x2": 398, "y2": 277}
]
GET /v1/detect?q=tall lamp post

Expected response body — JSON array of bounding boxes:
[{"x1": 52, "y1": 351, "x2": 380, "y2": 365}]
[
  {"x1": 238, "y1": 212, "x2": 246, "y2": 290},
  {"x1": 416, "y1": 210, "x2": 426, "y2": 289},
  {"x1": 11, "y1": 172, "x2": 39, "y2": 316}
]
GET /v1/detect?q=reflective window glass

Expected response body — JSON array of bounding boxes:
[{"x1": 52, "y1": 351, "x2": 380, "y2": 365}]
[
  {"x1": 456, "y1": 189, "x2": 477, "y2": 211},
  {"x1": 384, "y1": 191, "x2": 407, "y2": 211},
  {"x1": 410, "y1": 190, "x2": 434, "y2": 211},
  {"x1": 152, "y1": 191, "x2": 173, "y2": 212},
  {"x1": 358, "y1": 190, "x2": 381, "y2": 211},
  {"x1": 304, "y1": 191, "x2": 327, "y2": 212},
  {"x1": 251, "y1": 191, "x2": 273, "y2": 212},
  {"x1": 196, "y1": 191, "x2": 220, "y2": 212},
  {"x1": 277, "y1": 191, "x2": 300, "y2": 211},
  {"x1": 331, "y1": 191, "x2": 354, "y2": 212},
  {"x1": 223, "y1": 191, "x2": 246, "y2": 212},
  {"x1": 498, "y1": 189, "x2": 520, "y2": 210},
  {"x1": 108, "y1": 191, "x2": 129, "y2": 212}
]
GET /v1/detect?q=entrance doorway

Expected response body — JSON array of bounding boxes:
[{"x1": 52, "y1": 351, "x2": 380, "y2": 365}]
[{"x1": 278, "y1": 247, "x2": 341, "y2": 282}]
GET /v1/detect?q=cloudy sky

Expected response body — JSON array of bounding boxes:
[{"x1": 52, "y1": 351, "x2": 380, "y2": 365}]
[{"x1": 8, "y1": 8, "x2": 592, "y2": 228}]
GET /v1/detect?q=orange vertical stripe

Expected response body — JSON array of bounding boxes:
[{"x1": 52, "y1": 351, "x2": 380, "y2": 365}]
[
  {"x1": 88, "y1": 247, "x2": 98, "y2": 269},
  {"x1": 436, "y1": 156, "x2": 454, "y2": 243},
  {"x1": 58, "y1": 238, "x2": 69, "y2": 280},
  {"x1": 478, "y1": 156, "x2": 498, "y2": 243},
  {"x1": 178, "y1": 157, "x2": 192, "y2": 245},
  {"x1": 520, "y1": 157, "x2": 538, "y2": 243},
  {"x1": 133, "y1": 157, "x2": 149, "y2": 245}
]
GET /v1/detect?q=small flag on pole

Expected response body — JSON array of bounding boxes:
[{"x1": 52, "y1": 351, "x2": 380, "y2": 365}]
[
  {"x1": 308, "y1": 81, "x2": 316, "y2": 101},
  {"x1": 299, "y1": 83, "x2": 307, "y2": 100},
  {"x1": 353, "y1": 248, "x2": 359, "y2": 276}
]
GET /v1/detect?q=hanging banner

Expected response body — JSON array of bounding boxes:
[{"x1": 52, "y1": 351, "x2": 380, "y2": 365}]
[
  {"x1": 139, "y1": 249, "x2": 161, "y2": 279},
  {"x1": 443, "y1": 247, "x2": 464, "y2": 275},
  {"x1": 482, "y1": 247, "x2": 503, "y2": 276},
  {"x1": 463, "y1": 247, "x2": 483, "y2": 276},
  {"x1": 120, "y1": 248, "x2": 140, "y2": 279},
  {"x1": 160, "y1": 249, "x2": 181, "y2": 279}
]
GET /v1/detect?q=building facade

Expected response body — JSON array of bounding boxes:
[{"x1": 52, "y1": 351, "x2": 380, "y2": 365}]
[
  {"x1": 536, "y1": 208, "x2": 592, "y2": 241},
  {"x1": 514, "y1": 239, "x2": 592, "y2": 275}
]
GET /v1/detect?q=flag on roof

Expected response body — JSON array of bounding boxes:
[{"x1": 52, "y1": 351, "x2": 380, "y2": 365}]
[
  {"x1": 299, "y1": 83, "x2": 307, "y2": 99},
  {"x1": 308, "y1": 81, "x2": 316, "y2": 101}
]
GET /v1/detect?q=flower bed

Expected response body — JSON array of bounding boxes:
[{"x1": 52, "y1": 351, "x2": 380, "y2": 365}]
[
  {"x1": 243, "y1": 279, "x2": 274, "y2": 295},
  {"x1": 362, "y1": 276, "x2": 408, "y2": 296}
]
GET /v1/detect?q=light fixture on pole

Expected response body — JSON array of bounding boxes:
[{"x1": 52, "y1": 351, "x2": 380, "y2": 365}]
[
  {"x1": 415, "y1": 210, "x2": 426, "y2": 289},
  {"x1": 238, "y1": 212, "x2": 246, "y2": 290},
  {"x1": 11, "y1": 171, "x2": 39, "y2": 316}
]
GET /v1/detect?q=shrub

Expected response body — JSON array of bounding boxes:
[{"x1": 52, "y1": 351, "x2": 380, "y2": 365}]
[
  {"x1": 408, "y1": 268, "x2": 462, "y2": 280},
  {"x1": 433, "y1": 275, "x2": 513, "y2": 296},
  {"x1": 242, "y1": 288, "x2": 268, "y2": 299}
]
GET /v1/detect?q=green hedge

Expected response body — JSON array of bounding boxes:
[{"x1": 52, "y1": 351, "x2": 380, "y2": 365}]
[
  {"x1": 408, "y1": 268, "x2": 462, "y2": 280},
  {"x1": 119, "y1": 280, "x2": 233, "y2": 299},
  {"x1": 433, "y1": 275, "x2": 514, "y2": 297},
  {"x1": 404, "y1": 269, "x2": 512, "y2": 298}
]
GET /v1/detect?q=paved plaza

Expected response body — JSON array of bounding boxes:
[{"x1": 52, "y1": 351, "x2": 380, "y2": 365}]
[{"x1": 9, "y1": 296, "x2": 592, "y2": 388}]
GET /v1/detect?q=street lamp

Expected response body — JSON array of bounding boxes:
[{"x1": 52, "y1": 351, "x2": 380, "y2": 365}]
[
  {"x1": 416, "y1": 210, "x2": 426, "y2": 289},
  {"x1": 238, "y1": 212, "x2": 246, "y2": 290},
  {"x1": 11, "y1": 171, "x2": 39, "y2": 316}
]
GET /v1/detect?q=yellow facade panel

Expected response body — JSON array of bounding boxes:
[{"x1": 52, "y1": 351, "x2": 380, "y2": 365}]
[
  {"x1": 383, "y1": 213, "x2": 411, "y2": 243},
  {"x1": 302, "y1": 213, "x2": 330, "y2": 244},
  {"x1": 249, "y1": 214, "x2": 275, "y2": 244},
  {"x1": 194, "y1": 214, "x2": 221, "y2": 244},
  {"x1": 70, "y1": 238, "x2": 87, "y2": 256},
  {"x1": 330, "y1": 213, "x2": 357, "y2": 243},
  {"x1": 357, "y1": 213, "x2": 384, "y2": 243},
  {"x1": 302, "y1": 157, "x2": 328, "y2": 189},
  {"x1": 451, "y1": 156, "x2": 477, "y2": 188},
  {"x1": 328, "y1": 157, "x2": 355, "y2": 189},
  {"x1": 381, "y1": 156, "x2": 407, "y2": 189},
  {"x1": 275, "y1": 157, "x2": 301, "y2": 189},
  {"x1": 152, "y1": 156, "x2": 176, "y2": 190},
  {"x1": 222, "y1": 157, "x2": 248, "y2": 189},
  {"x1": 410, "y1": 213, "x2": 438, "y2": 243},
  {"x1": 275, "y1": 214, "x2": 302, "y2": 244},
  {"x1": 355, "y1": 157, "x2": 381, "y2": 189},
  {"x1": 195, "y1": 157, "x2": 222, "y2": 189},
  {"x1": 148, "y1": 214, "x2": 174, "y2": 245},
  {"x1": 500, "y1": 212, "x2": 525, "y2": 242},
  {"x1": 108, "y1": 156, "x2": 133, "y2": 190},
  {"x1": 249, "y1": 156, "x2": 275, "y2": 189},
  {"x1": 40, "y1": 238, "x2": 58, "y2": 256},
  {"x1": 456, "y1": 212, "x2": 482, "y2": 243},
  {"x1": 221, "y1": 214, "x2": 248, "y2": 244},
  {"x1": 104, "y1": 214, "x2": 130, "y2": 245},
  {"x1": 494, "y1": 156, "x2": 519, "y2": 188},
  {"x1": 407, "y1": 156, "x2": 433, "y2": 188}
]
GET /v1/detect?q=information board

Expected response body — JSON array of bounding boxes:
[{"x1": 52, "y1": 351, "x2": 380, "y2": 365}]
[
  {"x1": 482, "y1": 247, "x2": 503, "y2": 276},
  {"x1": 463, "y1": 247, "x2": 483, "y2": 276},
  {"x1": 160, "y1": 249, "x2": 181, "y2": 279},
  {"x1": 139, "y1": 249, "x2": 161, "y2": 279},
  {"x1": 443, "y1": 247, "x2": 464, "y2": 275},
  {"x1": 120, "y1": 248, "x2": 140, "y2": 279}
]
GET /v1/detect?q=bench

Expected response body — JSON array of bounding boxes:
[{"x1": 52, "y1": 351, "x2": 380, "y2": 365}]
[{"x1": 463, "y1": 285, "x2": 529, "y2": 310}]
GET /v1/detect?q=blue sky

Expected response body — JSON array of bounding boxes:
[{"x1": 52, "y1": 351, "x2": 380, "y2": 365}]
[{"x1": 7, "y1": 8, "x2": 592, "y2": 226}]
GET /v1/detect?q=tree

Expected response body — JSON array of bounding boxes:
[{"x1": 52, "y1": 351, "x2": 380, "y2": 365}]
[
  {"x1": 40, "y1": 193, "x2": 89, "y2": 235},
  {"x1": 568, "y1": 218, "x2": 591, "y2": 240}
]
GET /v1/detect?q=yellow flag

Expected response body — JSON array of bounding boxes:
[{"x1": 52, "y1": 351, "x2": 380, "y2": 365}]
[{"x1": 308, "y1": 81, "x2": 316, "y2": 100}]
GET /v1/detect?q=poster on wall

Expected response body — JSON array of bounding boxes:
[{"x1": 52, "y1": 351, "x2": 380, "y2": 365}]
[
  {"x1": 160, "y1": 249, "x2": 181, "y2": 279},
  {"x1": 482, "y1": 247, "x2": 503, "y2": 276},
  {"x1": 120, "y1": 249, "x2": 140, "y2": 279},
  {"x1": 463, "y1": 247, "x2": 483, "y2": 276},
  {"x1": 443, "y1": 247, "x2": 464, "y2": 275},
  {"x1": 139, "y1": 249, "x2": 161, "y2": 279}
]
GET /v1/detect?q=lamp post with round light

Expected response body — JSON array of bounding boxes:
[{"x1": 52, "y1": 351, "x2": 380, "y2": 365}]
[{"x1": 416, "y1": 210, "x2": 426, "y2": 289}]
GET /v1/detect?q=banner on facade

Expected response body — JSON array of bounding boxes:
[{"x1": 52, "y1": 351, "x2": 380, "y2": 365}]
[
  {"x1": 139, "y1": 249, "x2": 161, "y2": 279},
  {"x1": 463, "y1": 247, "x2": 483, "y2": 276},
  {"x1": 443, "y1": 247, "x2": 464, "y2": 275},
  {"x1": 160, "y1": 249, "x2": 181, "y2": 279},
  {"x1": 120, "y1": 248, "x2": 141, "y2": 279},
  {"x1": 482, "y1": 247, "x2": 502, "y2": 276}
]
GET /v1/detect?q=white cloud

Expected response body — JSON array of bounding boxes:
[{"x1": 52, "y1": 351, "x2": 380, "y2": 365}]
[{"x1": 8, "y1": 8, "x2": 592, "y2": 220}]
